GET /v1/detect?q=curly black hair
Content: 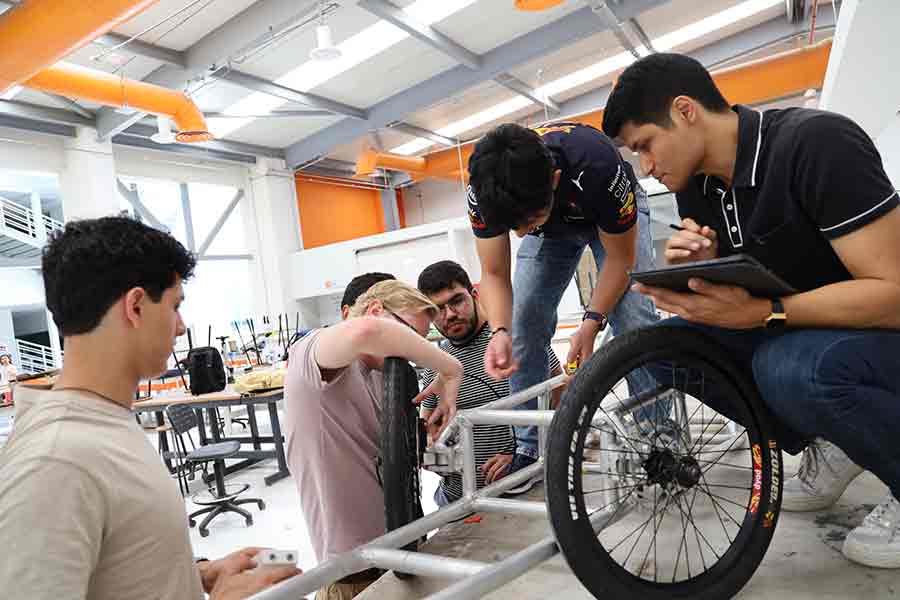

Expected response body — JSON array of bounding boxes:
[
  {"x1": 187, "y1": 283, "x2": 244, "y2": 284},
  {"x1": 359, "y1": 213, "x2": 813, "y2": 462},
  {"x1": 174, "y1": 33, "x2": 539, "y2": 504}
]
[
  {"x1": 417, "y1": 260, "x2": 473, "y2": 296},
  {"x1": 468, "y1": 123, "x2": 555, "y2": 232},
  {"x1": 341, "y1": 272, "x2": 396, "y2": 310},
  {"x1": 42, "y1": 216, "x2": 196, "y2": 336},
  {"x1": 603, "y1": 53, "x2": 730, "y2": 139}
]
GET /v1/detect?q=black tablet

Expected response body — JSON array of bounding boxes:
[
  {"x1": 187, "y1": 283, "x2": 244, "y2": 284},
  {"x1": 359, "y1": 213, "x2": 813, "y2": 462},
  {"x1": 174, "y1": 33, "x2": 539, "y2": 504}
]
[{"x1": 631, "y1": 254, "x2": 796, "y2": 298}]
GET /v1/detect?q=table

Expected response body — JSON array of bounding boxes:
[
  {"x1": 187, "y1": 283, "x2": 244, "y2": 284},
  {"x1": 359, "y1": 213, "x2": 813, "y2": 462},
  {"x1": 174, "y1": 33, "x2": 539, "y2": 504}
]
[{"x1": 133, "y1": 388, "x2": 290, "y2": 486}]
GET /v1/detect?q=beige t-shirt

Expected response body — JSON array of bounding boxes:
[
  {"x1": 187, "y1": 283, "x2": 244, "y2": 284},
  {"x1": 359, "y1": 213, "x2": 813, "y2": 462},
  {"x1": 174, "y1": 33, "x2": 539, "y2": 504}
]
[
  {"x1": 283, "y1": 330, "x2": 385, "y2": 562},
  {"x1": 0, "y1": 386, "x2": 204, "y2": 600}
]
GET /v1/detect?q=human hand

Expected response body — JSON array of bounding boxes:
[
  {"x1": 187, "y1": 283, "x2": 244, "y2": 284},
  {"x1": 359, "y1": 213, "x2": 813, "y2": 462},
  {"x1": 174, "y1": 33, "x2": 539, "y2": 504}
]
[
  {"x1": 665, "y1": 218, "x2": 718, "y2": 264},
  {"x1": 199, "y1": 547, "x2": 262, "y2": 592},
  {"x1": 482, "y1": 453, "x2": 514, "y2": 484},
  {"x1": 413, "y1": 367, "x2": 462, "y2": 438},
  {"x1": 208, "y1": 565, "x2": 301, "y2": 600},
  {"x1": 484, "y1": 330, "x2": 518, "y2": 379},
  {"x1": 633, "y1": 278, "x2": 770, "y2": 329},
  {"x1": 566, "y1": 319, "x2": 601, "y2": 367}
]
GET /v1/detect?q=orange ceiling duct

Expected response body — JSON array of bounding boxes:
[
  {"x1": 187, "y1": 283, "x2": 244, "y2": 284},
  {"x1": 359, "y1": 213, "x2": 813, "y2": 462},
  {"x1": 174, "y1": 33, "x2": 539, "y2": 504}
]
[
  {"x1": 25, "y1": 62, "x2": 213, "y2": 142},
  {"x1": 514, "y1": 0, "x2": 565, "y2": 10},
  {"x1": 396, "y1": 40, "x2": 833, "y2": 182},
  {"x1": 355, "y1": 148, "x2": 426, "y2": 178},
  {"x1": 0, "y1": 0, "x2": 160, "y2": 95}
]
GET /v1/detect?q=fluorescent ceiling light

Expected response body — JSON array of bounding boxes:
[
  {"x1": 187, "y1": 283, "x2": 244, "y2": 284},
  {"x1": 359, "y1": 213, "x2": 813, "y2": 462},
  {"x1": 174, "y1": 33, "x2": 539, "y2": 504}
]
[
  {"x1": 213, "y1": 0, "x2": 478, "y2": 138},
  {"x1": 389, "y1": 0, "x2": 782, "y2": 155},
  {"x1": 1, "y1": 85, "x2": 22, "y2": 101}
]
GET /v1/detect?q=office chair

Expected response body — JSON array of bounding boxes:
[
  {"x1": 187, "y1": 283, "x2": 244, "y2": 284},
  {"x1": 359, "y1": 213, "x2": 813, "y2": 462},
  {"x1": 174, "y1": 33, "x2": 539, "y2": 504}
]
[{"x1": 165, "y1": 404, "x2": 265, "y2": 537}]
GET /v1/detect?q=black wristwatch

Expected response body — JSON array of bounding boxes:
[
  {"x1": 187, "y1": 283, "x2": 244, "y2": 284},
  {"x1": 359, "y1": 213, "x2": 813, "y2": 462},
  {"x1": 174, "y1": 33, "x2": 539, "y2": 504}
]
[
  {"x1": 764, "y1": 298, "x2": 786, "y2": 329},
  {"x1": 490, "y1": 326, "x2": 510, "y2": 338},
  {"x1": 583, "y1": 311, "x2": 608, "y2": 329}
]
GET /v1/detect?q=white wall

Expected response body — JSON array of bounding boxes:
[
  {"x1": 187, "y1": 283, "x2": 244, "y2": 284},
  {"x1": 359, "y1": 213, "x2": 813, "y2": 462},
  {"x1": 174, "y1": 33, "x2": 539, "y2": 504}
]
[
  {"x1": 0, "y1": 269, "x2": 44, "y2": 309},
  {"x1": 403, "y1": 179, "x2": 467, "y2": 226}
]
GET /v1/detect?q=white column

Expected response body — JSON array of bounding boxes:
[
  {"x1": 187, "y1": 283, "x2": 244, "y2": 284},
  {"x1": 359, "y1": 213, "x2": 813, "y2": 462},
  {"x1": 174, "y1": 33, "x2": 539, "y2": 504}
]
[
  {"x1": 59, "y1": 127, "x2": 119, "y2": 221},
  {"x1": 243, "y1": 157, "x2": 303, "y2": 319},
  {"x1": 46, "y1": 309, "x2": 62, "y2": 368},
  {"x1": 0, "y1": 308, "x2": 17, "y2": 367},
  {"x1": 30, "y1": 190, "x2": 46, "y2": 243}
]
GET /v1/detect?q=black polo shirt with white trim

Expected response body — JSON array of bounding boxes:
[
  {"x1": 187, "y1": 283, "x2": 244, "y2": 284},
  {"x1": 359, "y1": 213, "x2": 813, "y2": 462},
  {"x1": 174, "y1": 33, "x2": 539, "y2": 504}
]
[{"x1": 676, "y1": 105, "x2": 899, "y2": 293}]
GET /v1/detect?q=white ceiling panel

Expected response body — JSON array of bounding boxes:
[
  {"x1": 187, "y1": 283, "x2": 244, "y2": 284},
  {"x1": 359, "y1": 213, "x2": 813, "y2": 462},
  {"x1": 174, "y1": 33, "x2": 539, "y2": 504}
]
[
  {"x1": 437, "y1": 0, "x2": 586, "y2": 55},
  {"x1": 310, "y1": 37, "x2": 458, "y2": 108},
  {"x1": 111, "y1": 0, "x2": 262, "y2": 52},
  {"x1": 225, "y1": 113, "x2": 342, "y2": 148},
  {"x1": 63, "y1": 44, "x2": 163, "y2": 82}
]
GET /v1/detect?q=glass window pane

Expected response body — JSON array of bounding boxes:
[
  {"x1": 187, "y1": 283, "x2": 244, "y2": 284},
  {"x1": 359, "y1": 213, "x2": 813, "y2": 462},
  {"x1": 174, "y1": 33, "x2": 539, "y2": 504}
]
[{"x1": 180, "y1": 259, "x2": 254, "y2": 336}]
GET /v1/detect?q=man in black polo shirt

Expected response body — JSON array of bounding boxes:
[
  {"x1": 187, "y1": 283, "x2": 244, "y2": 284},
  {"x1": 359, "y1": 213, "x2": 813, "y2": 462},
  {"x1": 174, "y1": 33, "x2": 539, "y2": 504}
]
[
  {"x1": 466, "y1": 122, "x2": 661, "y2": 488},
  {"x1": 603, "y1": 52, "x2": 900, "y2": 569}
]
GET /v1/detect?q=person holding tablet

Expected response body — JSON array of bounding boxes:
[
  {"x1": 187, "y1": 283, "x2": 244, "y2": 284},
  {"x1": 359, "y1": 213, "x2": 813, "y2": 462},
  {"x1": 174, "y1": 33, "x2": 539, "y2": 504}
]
[{"x1": 603, "y1": 52, "x2": 900, "y2": 569}]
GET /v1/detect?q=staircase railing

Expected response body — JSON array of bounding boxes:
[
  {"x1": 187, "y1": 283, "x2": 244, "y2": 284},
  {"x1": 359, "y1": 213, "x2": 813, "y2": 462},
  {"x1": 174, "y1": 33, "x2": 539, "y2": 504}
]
[
  {"x1": 15, "y1": 339, "x2": 60, "y2": 374},
  {"x1": 0, "y1": 196, "x2": 63, "y2": 244}
]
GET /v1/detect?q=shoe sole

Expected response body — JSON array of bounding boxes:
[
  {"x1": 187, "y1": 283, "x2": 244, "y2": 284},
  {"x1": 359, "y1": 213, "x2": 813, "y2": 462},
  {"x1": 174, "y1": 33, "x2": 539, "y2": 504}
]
[{"x1": 842, "y1": 538, "x2": 900, "y2": 569}]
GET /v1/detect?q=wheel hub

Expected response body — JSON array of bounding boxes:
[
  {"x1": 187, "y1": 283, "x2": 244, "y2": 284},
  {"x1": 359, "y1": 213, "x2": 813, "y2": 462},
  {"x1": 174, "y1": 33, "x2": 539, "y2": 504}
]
[{"x1": 643, "y1": 450, "x2": 702, "y2": 489}]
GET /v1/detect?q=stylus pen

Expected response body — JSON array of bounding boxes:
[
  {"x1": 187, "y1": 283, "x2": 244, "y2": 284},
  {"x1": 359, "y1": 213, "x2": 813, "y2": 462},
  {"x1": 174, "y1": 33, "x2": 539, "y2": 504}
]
[{"x1": 669, "y1": 223, "x2": 686, "y2": 232}]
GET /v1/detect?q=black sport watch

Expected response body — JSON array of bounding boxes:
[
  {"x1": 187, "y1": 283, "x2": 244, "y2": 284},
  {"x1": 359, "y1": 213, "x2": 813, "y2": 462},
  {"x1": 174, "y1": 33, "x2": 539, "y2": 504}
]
[{"x1": 583, "y1": 311, "x2": 608, "y2": 329}]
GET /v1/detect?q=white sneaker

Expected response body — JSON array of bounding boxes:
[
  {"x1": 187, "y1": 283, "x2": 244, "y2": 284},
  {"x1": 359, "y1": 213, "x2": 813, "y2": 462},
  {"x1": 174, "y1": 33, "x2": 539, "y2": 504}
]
[
  {"x1": 842, "y1": 495, "x2": 900, "y2": 568},
  {"x1": 782, "y1": 439, "x2": 864, "y2": 512}
]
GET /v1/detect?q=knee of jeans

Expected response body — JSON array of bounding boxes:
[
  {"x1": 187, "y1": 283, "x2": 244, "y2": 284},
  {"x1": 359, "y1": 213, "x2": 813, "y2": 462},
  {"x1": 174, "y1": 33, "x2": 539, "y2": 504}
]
[{"x1": 751, "y1": 339, "x2": 817, "y2": 418}]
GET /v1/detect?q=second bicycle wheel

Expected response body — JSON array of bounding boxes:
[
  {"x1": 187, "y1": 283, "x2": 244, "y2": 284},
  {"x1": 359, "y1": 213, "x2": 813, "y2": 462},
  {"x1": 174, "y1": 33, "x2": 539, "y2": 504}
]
[
  {"x1": 380, "y1": 357, "x2": 425, "y2": 577},
  {"x1": 546, "y1": 326, "x2": 783, "y2": 600}
]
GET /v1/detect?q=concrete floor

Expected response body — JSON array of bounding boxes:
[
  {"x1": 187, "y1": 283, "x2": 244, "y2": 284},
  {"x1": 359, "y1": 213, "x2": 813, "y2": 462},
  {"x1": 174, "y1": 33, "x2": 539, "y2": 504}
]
[
  {"x1": 358, "y1": 451, "x2": 897, "y2": 600},
  {"x1": 2, "y1": 403, "x2": 897, "y2": 599}
]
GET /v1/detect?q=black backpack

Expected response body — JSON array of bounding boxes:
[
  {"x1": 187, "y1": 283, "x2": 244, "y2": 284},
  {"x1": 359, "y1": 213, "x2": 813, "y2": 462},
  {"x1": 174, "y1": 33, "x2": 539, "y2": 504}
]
[{"x1": 186, "y1": 347, "x2": 226, "y2": 396}]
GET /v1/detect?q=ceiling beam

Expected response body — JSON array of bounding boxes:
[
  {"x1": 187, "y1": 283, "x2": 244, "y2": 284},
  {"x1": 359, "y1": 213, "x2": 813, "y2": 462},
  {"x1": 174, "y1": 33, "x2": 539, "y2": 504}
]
[
  {"x1": 357, "y1": 0, "x2": 482, "y2": 70},
  {"x1": 32, "y1": 92, "x2": 94, "y2": 120},
  {"x1": 123, "y1": 123, "x2": 286, "y2": 159},
  {"x1": 494, "y1": 73, "x2": 560, "y2": 113},
  {"x1": 589, "y1": 0, "x2": 644, "y2": 59},
  {"x1": 388, "y1": 122, "x2": 458, "y2": 147},
  {"x1": 285, "y1": 0, "x2": 672, "y2": 169},
  {"x1": 111, "y1": 133, "x2": 258, "y2": 164},
  {"x1": 627, "y1": 18, "x2": 657, "y2": 54},
  {"x1": 91, "y1": 32, "x2": 187, "y2": 68},
  {"x1": 203, "y1": 109, "x2": 334, "y2": 119},
  {"x1": 220, "y1": 71, "x2": 367, "y2": 119},
  {"x1": 0, "y1": 100, "x2": 93, "y2": 127}
]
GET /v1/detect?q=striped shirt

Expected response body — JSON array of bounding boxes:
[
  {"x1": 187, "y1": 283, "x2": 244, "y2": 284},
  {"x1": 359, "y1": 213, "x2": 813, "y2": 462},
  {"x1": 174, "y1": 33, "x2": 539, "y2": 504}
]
[{"x1": 422, "y1": 324, "x2": 560, "y2": 502}]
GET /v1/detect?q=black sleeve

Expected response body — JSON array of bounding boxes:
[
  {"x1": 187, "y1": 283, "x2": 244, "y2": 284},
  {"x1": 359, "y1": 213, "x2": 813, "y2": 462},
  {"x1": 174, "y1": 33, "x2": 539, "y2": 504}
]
[
  {"x1": 467, "y1": 184, "x2": 506, "y2": 239},
  {"x1": 575, "y1": 137, "x2": 639, "y2": 234},
  {"x1": 794, "y1": 114, "x2": 898, "y2": 239}
]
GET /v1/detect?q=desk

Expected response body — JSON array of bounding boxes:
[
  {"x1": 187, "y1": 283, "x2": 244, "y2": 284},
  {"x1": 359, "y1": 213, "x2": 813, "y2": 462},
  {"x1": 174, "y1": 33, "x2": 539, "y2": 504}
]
[{"x1": 133, "y1": 388, "x2": 290, "y2": 486}]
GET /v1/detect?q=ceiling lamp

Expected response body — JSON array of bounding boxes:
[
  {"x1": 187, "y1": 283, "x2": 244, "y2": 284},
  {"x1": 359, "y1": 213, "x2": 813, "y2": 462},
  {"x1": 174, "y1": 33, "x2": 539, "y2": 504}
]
[
  {"x1": 150, "y1": 115, "x2": 177, "y2": 144},
  {"x1": 515, "y1": 0, "x2": 565, "y2": 10},
  {"x1": 310, "y1": 1, "x2": 342, "y2": 61}
]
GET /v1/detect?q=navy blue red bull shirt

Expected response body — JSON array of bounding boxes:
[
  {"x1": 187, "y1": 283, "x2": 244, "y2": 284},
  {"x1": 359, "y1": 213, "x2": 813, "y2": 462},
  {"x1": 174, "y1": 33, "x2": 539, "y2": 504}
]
[{"x1": 468, "y1": 122, "x2": 639, "y2": 238}]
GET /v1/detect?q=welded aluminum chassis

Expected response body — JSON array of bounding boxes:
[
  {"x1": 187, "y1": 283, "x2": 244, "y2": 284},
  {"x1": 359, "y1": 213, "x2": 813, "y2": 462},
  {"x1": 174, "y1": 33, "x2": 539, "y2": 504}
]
[{"x1": 249, "y1": 333, "x2": 704, "y2": 600}]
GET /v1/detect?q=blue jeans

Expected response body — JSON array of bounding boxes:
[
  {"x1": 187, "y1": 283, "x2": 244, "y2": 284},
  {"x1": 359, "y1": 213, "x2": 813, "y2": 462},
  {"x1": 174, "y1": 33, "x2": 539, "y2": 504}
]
[
  {"x1": 510, "y1": 189, "x2": 660, "y2": 459},
  {"x1": 653, "y1": 317, "x2": 900, "y2": 500}
]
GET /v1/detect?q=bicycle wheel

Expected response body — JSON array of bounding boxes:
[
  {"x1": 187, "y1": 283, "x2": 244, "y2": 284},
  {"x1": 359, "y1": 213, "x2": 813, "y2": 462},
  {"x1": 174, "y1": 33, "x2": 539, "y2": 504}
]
[
  {"x1": 380, "y1": 358, "x2": 425, "y2": 573},
  {"x1": 546, "y1": 326, "x2": 782, "y2": 600}
]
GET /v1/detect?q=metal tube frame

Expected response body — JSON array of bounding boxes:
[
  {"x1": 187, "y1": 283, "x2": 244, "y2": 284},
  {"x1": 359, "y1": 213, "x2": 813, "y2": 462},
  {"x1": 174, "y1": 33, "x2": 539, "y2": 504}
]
[{"x1": 249, "y1": 358, "x2": 675, "y2": 600}]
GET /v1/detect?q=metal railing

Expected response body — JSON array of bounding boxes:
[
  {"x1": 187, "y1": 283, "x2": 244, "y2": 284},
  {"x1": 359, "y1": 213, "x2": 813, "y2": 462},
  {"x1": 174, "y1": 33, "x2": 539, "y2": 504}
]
[
  {"x1": 0, "y1": 195, "x2": 63, "y2": 244},
  {"x1": 15, "y1": 339, "x2": 59, "y2": 374}
]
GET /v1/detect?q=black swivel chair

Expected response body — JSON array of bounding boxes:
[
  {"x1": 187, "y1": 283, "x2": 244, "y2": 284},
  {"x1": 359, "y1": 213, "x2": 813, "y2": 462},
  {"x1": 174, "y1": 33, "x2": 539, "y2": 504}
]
[{"x1": 165, "y1": 404, "x2": 265, "y2": 537}]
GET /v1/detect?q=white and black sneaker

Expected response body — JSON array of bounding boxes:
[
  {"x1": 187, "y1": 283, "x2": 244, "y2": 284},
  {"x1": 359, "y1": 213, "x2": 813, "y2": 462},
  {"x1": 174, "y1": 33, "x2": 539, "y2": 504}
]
[
  {"x1": 843, "y1": 494, "x2": 900, "y2": 569},
  {"x1": 782, "y1": 439, "x2": 864, "y2": 512}
]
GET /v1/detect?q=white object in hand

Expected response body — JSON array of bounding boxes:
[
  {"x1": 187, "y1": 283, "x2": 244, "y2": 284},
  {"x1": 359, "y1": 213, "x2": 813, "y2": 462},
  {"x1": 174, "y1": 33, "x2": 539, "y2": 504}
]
[{"x1": 255, "y1": 549, "x2": 298, "y2": 567}]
